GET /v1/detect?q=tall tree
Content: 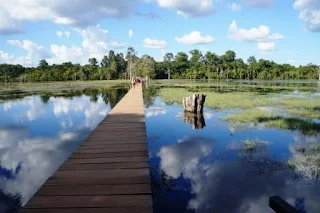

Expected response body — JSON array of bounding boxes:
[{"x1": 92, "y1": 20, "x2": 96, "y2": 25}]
[
  {"x1": 163, "y1": 53, "x2": 174, "y2": 79},
  {"x1": 189, "y1": 49, "x2": 205, "y2": 79},
  {"x1": 88, "y1": 58, "x2": 98, "y2": 67},
  {"x1": 101, "y1": 55, "x2": 109, "y2": 67},
  {"x1": 173, "y1": 52, "x2": 189, "y2": 78},
  {"x1": 136, "y1": 55, "x2": 156, "y2": 79},
  {"x1": 205, "y1": 51, "x2": 219, "y2": 79},
  {"x1": 126, "y1": 47, "x2": 137, "y2": 79},
  {"x1": 116, "y1": 53, "x2": 127, "y2": 79},
  {"x1": 38, "y1": 59, "x2": 49, "y2": 68}
]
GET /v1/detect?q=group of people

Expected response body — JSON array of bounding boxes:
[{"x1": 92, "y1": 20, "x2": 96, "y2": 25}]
[{"x1": 131, "y1": 76, "x2": 143, "y2": 88}]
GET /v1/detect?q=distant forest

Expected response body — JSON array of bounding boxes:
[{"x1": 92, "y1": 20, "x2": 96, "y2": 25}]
[{"x1": 0, "y1": 47, "x2": 319, "y2": 82}]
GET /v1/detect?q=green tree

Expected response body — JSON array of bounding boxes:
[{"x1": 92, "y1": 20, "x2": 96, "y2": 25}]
[
  {"x1": 126, "y1": 47, "x2": 137, "y2": 79},
  {"x1": 136, "y1": 55, "x2": 156, "y2": 79},
  {"x1": 173, "y1": 52, "x2": 189, "y2": 78},
  {"x1": 88, "y1": 58, "x2": 98, "y2": 67},
  {"x1": 163, "y1": 52, "x2": 174, "y2": 79}
]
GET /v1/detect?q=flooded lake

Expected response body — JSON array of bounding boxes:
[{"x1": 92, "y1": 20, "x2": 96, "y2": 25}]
[
  {"x1": 144, "y1": 81, "x2": 320, "y2": 213},
  {"x1": 0, "y1": 87, "x2": 128, "y2": 212},
  {"x1": 0, "y1": 81, "x2": 319, "y2": 213}
]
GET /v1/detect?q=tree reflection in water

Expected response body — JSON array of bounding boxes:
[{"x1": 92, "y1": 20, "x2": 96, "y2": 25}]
[{"x1": 183, "y1": 112, "x2": 206, "y2": 129}]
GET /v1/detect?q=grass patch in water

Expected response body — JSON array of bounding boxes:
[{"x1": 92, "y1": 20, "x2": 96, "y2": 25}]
[
  {"x1": 158, "y1": 88, "x2": 320, "y2": 111},
  {"x1": 288, "y1": 143, "x2": 320, "y2": 179},
  {"x1": 288, "y1": 108, "x2": 320, "y2": 119},
  {"x1": 223, "y1": 109, "x2": 320, "y2": 135},
  {"x1": 222, "y1": 109, "x2": 272, "y2": 124},
  {"x1": 243, "y1": 138, "x2": 269, "y2": 152},
  {"x1": 158, "y1": 88, "x2": 274, "y2": 109},
  {"x1": 287, "y1": 159, "x2": 296, "y2": 169}
]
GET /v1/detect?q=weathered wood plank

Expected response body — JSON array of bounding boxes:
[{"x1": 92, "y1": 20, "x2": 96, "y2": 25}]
[
  {"x1": 37, "y1": 184, "x2": 151, "y2": 196},
  {"x1": 76, "y1": 143, "x2": 147, "y2": 150},
  {"x1": 21, "y1": 207, "x2": 152, "y2": 213},
  {"x1": 25, "y1": 195, "x2": 152, "y2": 208},
  {"x1": 60, "y1": 162, "x2": 149, "y2": 170},
  {"x1": 64, "y1": 156, "x2": 147, "y2": 164},
  {"x1": 45, "y1": 175, "x2": 150, "y2": 185},
  {"x1": 69, "y1": 151, "x2": 148, "y2": 159},
  {"x1": 73, "y1": 147, "x2": 147, "y2": 154}
]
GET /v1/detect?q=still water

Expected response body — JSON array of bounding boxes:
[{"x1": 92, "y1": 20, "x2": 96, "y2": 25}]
[
  {"x1": 145, "y1": 84, "x2": 320, "y2": 213},
  {"x1": 0, "y1": 88, "x2": 127, "y2": 212},
  {"x1": 0, "y1": 82, "x2": 319, "y2": 213}
]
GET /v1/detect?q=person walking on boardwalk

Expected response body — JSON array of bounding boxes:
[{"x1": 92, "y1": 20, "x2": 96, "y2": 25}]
[{"x1": 131, "y1": 76, "x2": 136, "y2": 89}]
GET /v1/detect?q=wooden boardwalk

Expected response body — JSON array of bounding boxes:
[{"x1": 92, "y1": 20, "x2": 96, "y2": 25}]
[{"x1": 21, "y1": 85, "x2": 152, "y2": 213}]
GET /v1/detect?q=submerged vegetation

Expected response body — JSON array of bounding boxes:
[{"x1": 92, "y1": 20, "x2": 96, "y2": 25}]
[
  {"x1": 223, "y1": 109, "x2": 320, "y2": 135},
  {"x1": 288, "y1": 143, "x2": 320, "y2": 180},
  {"x1": 242, "y1": 138, "x2": 269, "y2": 152},
  {"x1": 158, "y1": 87, "x2": 320, "y2": 110}
]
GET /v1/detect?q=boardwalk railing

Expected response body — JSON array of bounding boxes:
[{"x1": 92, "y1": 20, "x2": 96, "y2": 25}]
[{"x1": 21, "y1": 85, "x2": 152, "y2": 213}]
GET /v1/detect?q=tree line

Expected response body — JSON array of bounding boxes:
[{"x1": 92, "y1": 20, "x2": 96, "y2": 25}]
[{"x1": 0, "y1": 47, "x2": 319, "y2": 82}]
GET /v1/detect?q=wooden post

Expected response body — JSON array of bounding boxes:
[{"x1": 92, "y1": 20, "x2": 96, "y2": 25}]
[
  {"x1": 183, "y1": 94, "x2": 206, "y2": 113},
  {"x1": 269, "y1": 196, "x2": 299, "y2": 213}
]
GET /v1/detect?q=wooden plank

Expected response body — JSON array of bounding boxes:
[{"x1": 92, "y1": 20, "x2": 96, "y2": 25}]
[
  {"x1": 53, "y1": 168, "x2": 149, "y2": 178},
  {"x1": 37, "y1": 184, "x2": 151, "y2": 196},
  {"x1": 22, "y1": 85, "x2": 152, "y2": 213},
  {"x1": 45, "y1": 175, "x2": 150, "y2": 185},
  {"x1": 69, "y1": 151, "x2": 148, "y2": 159},
  {"x1": 60, "y1": 162, "x2": 149, "y2": 170},
  {"x1": 64, "y1": 156, "x2": 147, "y2": 164},
  {"x1": 21, "y1": 207, "x2": 152, "y2": 213},
  {"x1": 73, "y1": 147, "x2": 146, "y2": 154},
  {"x1": 25, "y1": 195, "x2": 152, "y2": 208},
  {"x1": 77, "y1": 143, "x2": 147, "y2": 149}
]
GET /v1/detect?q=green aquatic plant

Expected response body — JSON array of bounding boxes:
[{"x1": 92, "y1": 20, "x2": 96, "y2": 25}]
[
  {"x1": 262, "y1": 117, "x2": 320, "y2": 136},
  {"x1": 224, "y1": 109, "x2": 320, "y2": 135},
  {"x1": 287, "y1": 159, "x2": 296, "y2": 169},
  {"x1": 157, "y1": 87, "x2": 320, "y2": 111},
  {"x1": 222, "y1": 109, "x2": 273, "y2": 124},
  {"x1": 242, "y1": 138, "x2": 269, "y2": 152},
  {"x1": 288, "y1": 108, "x2": 320, "y2": 119},
  {"x1": 288, "y1": 143, "x2": 320, "y2": 180}
]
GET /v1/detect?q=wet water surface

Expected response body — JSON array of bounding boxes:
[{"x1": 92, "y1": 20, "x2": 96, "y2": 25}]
[
  {"x1": 0, "y1": 87, "x2": 127, "y2": 212},
  {"x1": 0, "y1": 81, "x2": 319, "y2": 213},
  {"x1": 145, "y1": 84, "x2": 320, "y2": 213}
]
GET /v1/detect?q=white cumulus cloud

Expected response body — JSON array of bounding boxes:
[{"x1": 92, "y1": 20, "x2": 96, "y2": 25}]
[
  {"x1": 143, "y1": 38, "x2": 168, "y2": 49},
  {"x1": 0, "y1": 0, "x2": 135, "y2": 35},
  {"x1": 1, "y1": 25, "x2": 126, "y2": 66},
  {"x1": 0, "y1": 50, "x2": 29, "y2": 66},
  {"x1": 49, "y1": 45, "x2": 85, "y2": 64},
  {"x1": 293, "y1": 0, "x2": 320, "y2": 32},
  {"x1": 258, "y1": 42, "x2": 275, "y2": 51},
  {"x1": 129, "y1": 29, "x2": 134, "y2": 38},
  {"x1": 6, "y1": 39, "x2": 50, "y2": 66},
  {"x1": 0, "y1": 8, "x2": 23, "y2": 35},
  {"x1": 228, "y1": 20, "x2": 284, "y2": 42},
  {"x1": 176, "y1": 31, "x2": 215, "y2": 45},
  {"x1": 229, "y1": 3, "x2": 242, "y2": 11},
  {"x1": 156, "y1": 0, "x2": 215, "y2": 17},
  {"x1": 56, "y1": 31, "x2": 71, "y2": 38}
]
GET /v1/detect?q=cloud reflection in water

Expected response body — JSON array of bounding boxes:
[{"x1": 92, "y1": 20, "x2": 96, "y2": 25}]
[{"x1": 0, "y1": 94, "x2": 114, "y2": 208}]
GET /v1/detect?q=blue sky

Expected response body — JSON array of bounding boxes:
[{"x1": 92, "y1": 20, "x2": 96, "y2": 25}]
[{"x1": 0, "y1": 0, "x2": 319, "y2": 67}]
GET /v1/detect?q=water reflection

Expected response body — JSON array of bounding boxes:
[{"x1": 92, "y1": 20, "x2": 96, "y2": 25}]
[
  {"x1": 0, "y1": 88, "x2": 127, "y2": 212},
  {"x1": 146, "y1": 91, "x2": 320, "y2": 213},
  {"x1": 183, "y1": 112, "x2": 206, "y2": 129}
]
